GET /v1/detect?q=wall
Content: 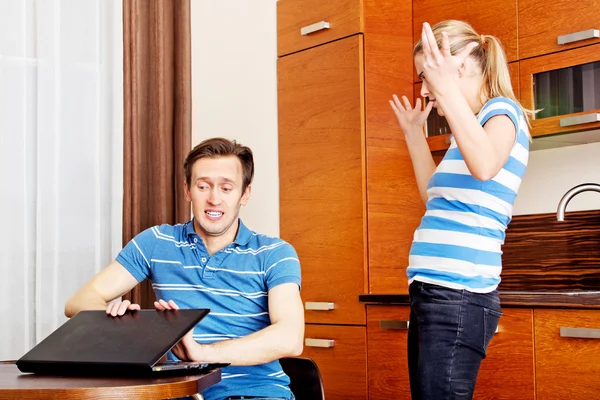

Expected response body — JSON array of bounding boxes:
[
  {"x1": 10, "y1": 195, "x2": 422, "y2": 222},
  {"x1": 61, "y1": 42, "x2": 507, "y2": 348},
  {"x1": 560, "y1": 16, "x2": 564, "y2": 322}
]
[
  {"x1": 513, "y1": 142, "x2": 600, "y2": 215},
  {"x1": 190, "y1": 0, "x2": 280, "y2": 236}
]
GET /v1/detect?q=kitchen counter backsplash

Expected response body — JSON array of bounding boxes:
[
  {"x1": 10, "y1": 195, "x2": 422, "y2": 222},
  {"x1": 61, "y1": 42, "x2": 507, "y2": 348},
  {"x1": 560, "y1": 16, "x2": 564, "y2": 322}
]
[{"x1": 500, "y1": 209, "x2": 600, "y2": 292}]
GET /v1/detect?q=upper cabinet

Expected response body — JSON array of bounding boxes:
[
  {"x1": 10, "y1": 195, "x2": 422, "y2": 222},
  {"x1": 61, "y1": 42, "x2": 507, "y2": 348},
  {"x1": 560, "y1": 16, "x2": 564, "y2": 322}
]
[
  {"x1": 518, "y1": 0, "x2": 600, "y2": 59},
  {"x1": 277, "y1": 0, "x2": 362, "y2": 57},
  {"x1": 413, "y1": 0, "x2": 518, "y2": 79},
  {"x1": 520, "y1": 44, "x2": 600, "y2": 137}
]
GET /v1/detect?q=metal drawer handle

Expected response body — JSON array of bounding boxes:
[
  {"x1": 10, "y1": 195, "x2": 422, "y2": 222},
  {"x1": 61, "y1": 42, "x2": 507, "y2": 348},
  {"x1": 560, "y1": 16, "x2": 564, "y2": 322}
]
[
  {"x1": 380, "y1": 320, "x2": 409, "y2": 330},
  {"x1": 305, "y1": 302, "x2": 334, "y2": 311},
  {"x1": 560, "y1": 327, "x2": 600, "y2": 339},
  {"x1": 305, "y1": 338, "x2": 335, "y2": 348},
  {"x1": 559, "y1": 113, "x2": 600, "y2": 127},
  {"x1": 301, "y1": 21, "x2": 330, "y2": 36},
  {"x1": 557, "y1": 29, "x2": 599, "y2": 45}
]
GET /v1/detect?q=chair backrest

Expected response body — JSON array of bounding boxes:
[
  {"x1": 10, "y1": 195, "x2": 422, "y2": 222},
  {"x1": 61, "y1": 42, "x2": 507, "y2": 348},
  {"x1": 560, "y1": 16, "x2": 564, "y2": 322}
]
[{"x1": 280, "y1": 357, "x2": 325, "y2": 400}]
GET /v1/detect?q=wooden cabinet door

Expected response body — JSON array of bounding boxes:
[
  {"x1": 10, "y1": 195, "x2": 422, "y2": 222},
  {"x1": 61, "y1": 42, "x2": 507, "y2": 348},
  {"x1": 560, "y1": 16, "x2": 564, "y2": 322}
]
[
  {"x1": 277, "y1": 0, "x2": 362, "y2": 57},
  {"x1": 520, "y1": 44, "x2": 600, "y2": 137},
  {"x1": 475, "y1": 308, "x2": 535, "y2": 400},
  {"x1": 413, "y1": 0, "x2": 518, "y2": 69},
  {"x1": 302, "y1": 324, "x2": 367, "y2": 400},
  {"x1": 367, "y1": 305, "x2": 411, "y2": 400},
  {"x1": 519, "y1": 0, "x2": 600, "y2": 59},
  {"x1": 535, "y1": 309, "x2": 600, "y2": 399},
  {"x1": 367, "y1": 306, "x2": 535, "y2": 400},
  {"x1": 278, "y1": 35, "x2": 367, "y2": 325}
]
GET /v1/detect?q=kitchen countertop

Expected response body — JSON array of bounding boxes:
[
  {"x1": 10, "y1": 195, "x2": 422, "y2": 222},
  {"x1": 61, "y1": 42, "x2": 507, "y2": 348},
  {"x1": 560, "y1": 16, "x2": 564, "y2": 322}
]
[{"x1": 359, "y1": 291, "x2": 600, "y2": 309}]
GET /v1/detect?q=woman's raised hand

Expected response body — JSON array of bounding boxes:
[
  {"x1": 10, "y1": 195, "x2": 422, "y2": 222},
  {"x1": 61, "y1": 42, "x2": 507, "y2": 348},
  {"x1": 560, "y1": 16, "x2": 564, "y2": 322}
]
[
  {"x1": 420, "y1": 22, "x2": 478, "y2": 95},
  {"x1": 389, "y1": 94, "x2": 433, "y2": 136}
]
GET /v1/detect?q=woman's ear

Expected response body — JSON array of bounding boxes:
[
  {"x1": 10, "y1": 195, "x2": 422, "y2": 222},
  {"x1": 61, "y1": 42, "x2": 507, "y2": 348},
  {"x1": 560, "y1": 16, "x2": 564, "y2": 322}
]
[
  {"x1": 459, "y1": 57, "x2": 479, "y2": 78},
  {"x1": 457, "y1": 59, "x2": 468, "y2": 78}
]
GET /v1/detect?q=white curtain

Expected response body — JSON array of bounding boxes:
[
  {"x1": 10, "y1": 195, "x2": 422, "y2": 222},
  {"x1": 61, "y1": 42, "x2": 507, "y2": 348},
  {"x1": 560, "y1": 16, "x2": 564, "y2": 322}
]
[{"x1": 0, "y1": 0, "x2": 123, "y2": 360}]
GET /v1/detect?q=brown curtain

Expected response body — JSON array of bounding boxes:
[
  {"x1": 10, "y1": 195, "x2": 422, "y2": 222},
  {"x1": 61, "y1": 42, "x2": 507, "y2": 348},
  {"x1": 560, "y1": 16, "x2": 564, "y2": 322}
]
[{"x1": 122, "y1": 0, "x2": 192, "y2": 308}]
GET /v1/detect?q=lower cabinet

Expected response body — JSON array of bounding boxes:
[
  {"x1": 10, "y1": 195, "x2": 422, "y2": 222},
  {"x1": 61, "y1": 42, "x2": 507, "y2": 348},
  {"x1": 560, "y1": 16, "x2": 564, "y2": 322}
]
[
  {"x1": 366, "y1": 306, "x2": 535, "y2": 399},
  {"x1": 301, "y1": 323, "x2": 367, "y2": 399},
  {"x1": 367, "y1": 305, "x2": 411, "y2": 399},
  {"x1": 475, "y1": 308, "x2": 535, "y2": 399},
  {"x1": 535, "y1": 309, "x2": 600, "y2": 399}
]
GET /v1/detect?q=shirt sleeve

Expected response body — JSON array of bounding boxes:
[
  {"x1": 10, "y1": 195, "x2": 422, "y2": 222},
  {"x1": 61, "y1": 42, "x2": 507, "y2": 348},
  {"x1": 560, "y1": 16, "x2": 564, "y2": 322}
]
[
  {"x1": 264, "y1": 241, "x2": 302, "y2": 291},
  {"x1": 479, "y1": 97, "x2": 520, "y2": 132},
  {"x1": 116, "y1": 226, "x2": 158, "y2": 282}
]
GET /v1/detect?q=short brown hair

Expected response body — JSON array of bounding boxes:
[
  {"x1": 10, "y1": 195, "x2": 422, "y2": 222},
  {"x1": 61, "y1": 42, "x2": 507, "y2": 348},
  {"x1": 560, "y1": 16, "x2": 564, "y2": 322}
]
[{"x1": 183, "y1": 137, "x2": 254, "y2": 192}]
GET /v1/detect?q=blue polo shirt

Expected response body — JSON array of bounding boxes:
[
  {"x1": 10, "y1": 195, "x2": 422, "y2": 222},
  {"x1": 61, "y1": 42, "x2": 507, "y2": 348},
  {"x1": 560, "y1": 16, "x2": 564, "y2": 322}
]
[{"x1": 116, "y1": 219, "x2": 301, "y2": 400}]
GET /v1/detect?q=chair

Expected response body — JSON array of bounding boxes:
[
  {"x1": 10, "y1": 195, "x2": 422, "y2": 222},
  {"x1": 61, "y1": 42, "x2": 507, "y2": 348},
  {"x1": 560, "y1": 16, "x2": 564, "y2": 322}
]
[{"x1": 280, "y1": 357, "x2": 325, "y2": 400}]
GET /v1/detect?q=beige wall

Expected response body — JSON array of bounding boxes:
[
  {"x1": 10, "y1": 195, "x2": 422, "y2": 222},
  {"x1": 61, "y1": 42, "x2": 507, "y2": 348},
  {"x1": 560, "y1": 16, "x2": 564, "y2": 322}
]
[
  {"x1": 513, "y1": 142, "x2": 600, "y2": 215},
  {"x1": 191, "y1": 0, "x2": 280, "y2": 236}
]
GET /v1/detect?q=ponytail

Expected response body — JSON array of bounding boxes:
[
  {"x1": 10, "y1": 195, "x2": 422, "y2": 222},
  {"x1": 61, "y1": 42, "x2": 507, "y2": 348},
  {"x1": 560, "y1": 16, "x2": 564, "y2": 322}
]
[{"x1": 480, "y1": 35, "x2": 535, "y2": 129}]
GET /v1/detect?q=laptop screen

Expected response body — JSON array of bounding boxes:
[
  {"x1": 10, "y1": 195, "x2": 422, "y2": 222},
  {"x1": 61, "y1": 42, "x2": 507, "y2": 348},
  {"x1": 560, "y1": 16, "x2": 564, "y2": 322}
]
[{"x1": 18, "y1": 309, "x2": 209, "y2": 367}]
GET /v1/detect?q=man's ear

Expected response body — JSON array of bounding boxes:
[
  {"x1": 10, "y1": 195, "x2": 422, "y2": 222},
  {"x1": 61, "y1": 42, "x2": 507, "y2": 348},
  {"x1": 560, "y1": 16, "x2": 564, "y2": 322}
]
[
  {"x1": 240, "y1": 184, "x2": 252, "y2": 206},
  {"x1": 183, "y1": 179, "x2": 192, "y2": 202}
]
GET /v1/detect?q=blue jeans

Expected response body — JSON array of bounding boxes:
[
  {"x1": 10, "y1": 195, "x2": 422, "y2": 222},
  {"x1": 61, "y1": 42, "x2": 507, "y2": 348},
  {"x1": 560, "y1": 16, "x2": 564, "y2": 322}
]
[{"x1": 408, "y1": 281, "x2": 502, "y2": 400}]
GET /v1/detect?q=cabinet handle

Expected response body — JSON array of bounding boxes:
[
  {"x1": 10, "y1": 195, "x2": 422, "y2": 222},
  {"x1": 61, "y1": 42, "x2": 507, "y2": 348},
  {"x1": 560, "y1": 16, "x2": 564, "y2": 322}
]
[
  {"x1": 380, "y1": 320, "x2": 410, "y2": 330},
  {"x1": 557, "y1": 29, "x2": 599, "y2": 45},
  {"x1": 559, "y1": 113, "x2": 600, "y2": 127},
  {"x1": 301, "y1": 21, "x2": 330, "y2": 36},
  {"x1": 560, "y1": 327, "x2": 600, "y2": 339},
  {"x1": 305, "y1": 301, "x2": 335, "y2": 311},
  {"x1": 305, "y1": 338, "x2": 335, "y2": 348}
]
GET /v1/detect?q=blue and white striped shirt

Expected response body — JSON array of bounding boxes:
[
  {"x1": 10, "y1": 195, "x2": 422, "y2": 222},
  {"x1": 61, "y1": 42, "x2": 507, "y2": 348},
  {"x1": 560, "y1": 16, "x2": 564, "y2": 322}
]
[
  {"x1": 408, "y1": 97, "x2": 529, "y2": 293},
  {"x1": 117, "y1": 219, "x2": 301, "y2": 400}
]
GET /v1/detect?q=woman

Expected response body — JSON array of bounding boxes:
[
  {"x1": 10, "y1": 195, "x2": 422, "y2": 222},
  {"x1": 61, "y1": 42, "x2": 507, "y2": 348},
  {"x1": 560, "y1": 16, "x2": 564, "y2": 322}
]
[{"x1": 389, "y1": 20, "x2": 531, "y2": 400}]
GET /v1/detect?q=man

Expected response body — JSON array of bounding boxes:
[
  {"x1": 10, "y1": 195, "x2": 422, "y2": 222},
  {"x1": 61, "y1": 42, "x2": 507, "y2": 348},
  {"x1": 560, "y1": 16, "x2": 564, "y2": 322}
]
[{"x1": 65, "y1": 137, "x2": 304, "y2": 400}]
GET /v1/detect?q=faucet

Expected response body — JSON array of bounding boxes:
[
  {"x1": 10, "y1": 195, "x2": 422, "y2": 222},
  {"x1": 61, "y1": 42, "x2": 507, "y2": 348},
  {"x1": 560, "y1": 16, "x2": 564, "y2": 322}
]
[{"x1": 556, "y1": 183, "x2": 600, "y2": 221}]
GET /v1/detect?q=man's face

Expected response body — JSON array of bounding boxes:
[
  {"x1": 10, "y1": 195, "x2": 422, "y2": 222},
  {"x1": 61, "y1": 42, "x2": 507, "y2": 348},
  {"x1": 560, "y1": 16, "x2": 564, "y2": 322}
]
[{"x1": 184, "y1": 155, "x2": 250, "y2": 239}]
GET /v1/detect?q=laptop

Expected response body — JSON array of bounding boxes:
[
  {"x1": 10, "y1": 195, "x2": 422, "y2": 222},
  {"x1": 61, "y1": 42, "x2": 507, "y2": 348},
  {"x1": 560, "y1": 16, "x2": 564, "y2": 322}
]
[{"x1": 16, "y1": 308, "x2": 228, "y2": 377}]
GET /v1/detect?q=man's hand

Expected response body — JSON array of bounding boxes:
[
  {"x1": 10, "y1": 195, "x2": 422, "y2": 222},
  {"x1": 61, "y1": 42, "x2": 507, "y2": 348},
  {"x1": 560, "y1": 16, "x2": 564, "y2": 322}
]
[
  {"x1": 106, "y1": 299, "x2": 140, "y2": 316},
  {"x1": 154, "y1": 299, "x2": 202, "y2": 362}
]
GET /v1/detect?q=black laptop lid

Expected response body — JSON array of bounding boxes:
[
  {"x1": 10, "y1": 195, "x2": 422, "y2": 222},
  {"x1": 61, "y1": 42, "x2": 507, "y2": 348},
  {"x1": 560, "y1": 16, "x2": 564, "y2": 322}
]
[{"x1": 17, "y1": 309, "x2": 209, "y2": 367}]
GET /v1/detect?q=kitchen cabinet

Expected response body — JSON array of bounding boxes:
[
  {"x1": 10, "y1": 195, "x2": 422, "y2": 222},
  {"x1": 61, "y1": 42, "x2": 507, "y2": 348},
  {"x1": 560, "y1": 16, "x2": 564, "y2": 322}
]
[
  {"x1": 475, "y1": 308, "x2": 535, "y2": 400},
  {"x1": 278, "y1": 0, "x2": 419, "y2": 311},
  {"x1": 278, "y1": 1, "x2": 417, "y2": 398},
  {"x1": 366, "y1": 306, "x2": 534, "y2": 399},
  {"x1": 278, "y1": 35, "x2": 366, "y2": 326},
  {"x1": 520, "y1": 43, "x2": 600, "y2": 137},
  {"x1": 535, "y1": 309, "x2": 600, "y2": 399},
  {"x1": 367, "y1": 305, "x2": 411, "y2": 400},
  {"x1": 302, "y1": 324, "x2": 368, "y2": 399},
  {"x1": 277, "y1": 0, "x2": 362, "y2": 57},
  {"x1": 518, "y1": 0, "x2": 600, "y2": 59}
]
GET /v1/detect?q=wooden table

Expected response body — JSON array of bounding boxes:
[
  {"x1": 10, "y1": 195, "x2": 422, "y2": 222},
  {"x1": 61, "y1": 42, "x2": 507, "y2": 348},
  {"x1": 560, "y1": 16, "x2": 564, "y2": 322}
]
[{"x1": 0, "y1": 364, "x2": 221, "y2": 399}]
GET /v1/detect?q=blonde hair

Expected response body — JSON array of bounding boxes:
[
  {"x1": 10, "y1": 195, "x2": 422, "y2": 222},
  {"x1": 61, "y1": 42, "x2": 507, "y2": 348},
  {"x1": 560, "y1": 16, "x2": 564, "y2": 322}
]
[{"x1": 414, "y1": 20, "x2": 534, "y2": 130}]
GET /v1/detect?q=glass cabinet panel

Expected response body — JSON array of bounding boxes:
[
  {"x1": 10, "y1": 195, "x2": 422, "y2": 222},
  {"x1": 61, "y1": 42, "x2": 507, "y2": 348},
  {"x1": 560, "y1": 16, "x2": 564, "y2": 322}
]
[
  {"x1": 425, "y1": 102, "x2": 451, "y2": 137},
  {"x1": 534, "y1": 61, "x2": 600, "y2": 119}
]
